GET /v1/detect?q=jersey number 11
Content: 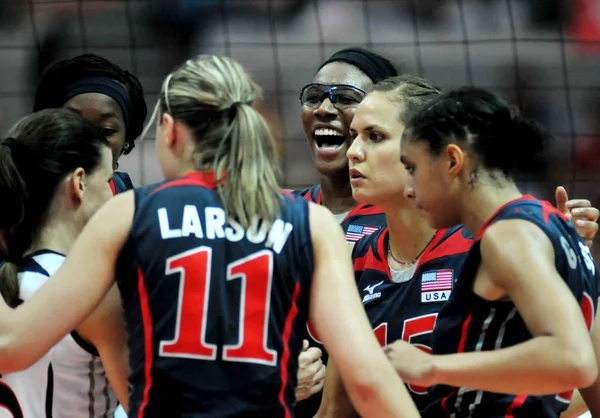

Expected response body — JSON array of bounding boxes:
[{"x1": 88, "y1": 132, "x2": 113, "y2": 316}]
[{"x1": 159, "y1": 247, "x2": 278, "y2": 366}]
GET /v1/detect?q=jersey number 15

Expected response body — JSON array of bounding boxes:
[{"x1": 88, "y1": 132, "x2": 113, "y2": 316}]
[{"x1": 374, "y1": 313, "x2": 438, "y2": 395}]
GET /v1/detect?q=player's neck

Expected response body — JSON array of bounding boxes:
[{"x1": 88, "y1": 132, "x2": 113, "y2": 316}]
[
  {"x1": 460, "y1": 183, "x2": 522, "y2": 238},
  {"x1": 385, "y1": 205, "x2": 436, "y2": 268},
  {"x1": 319, "y1": 172, "x2": 357, "y2": 215},
  {"x1": 26, "y1": 218, "x2": 82, "y2": 257}
]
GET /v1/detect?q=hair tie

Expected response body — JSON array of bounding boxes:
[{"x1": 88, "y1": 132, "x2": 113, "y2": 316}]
[
  {"x1": 0, "y1": 137, "x2": 18, "y2": 151},
  {"x1": 228, "y1": 101, "x2": 246, "y2": 122},
  {"x1": 1, "y1": 255, "x2": 18, "y2": 264}
]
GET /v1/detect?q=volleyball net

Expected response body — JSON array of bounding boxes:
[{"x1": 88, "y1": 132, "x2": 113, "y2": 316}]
[{"x1": 1, "y1": 0, "x2": 599, "y2": 200}]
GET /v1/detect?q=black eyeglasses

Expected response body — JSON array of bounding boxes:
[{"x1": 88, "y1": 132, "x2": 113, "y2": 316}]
[{"x1": 299, "y1": 83, "x2": 366, "y2": 110}]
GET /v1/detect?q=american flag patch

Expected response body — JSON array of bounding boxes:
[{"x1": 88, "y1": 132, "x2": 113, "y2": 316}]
[
  {"x1": 345, "y1": 224, "x2": 380, "y2": 243},
  {"x1": 421, "y1": 270, "x2": 453, "y2": 292}
]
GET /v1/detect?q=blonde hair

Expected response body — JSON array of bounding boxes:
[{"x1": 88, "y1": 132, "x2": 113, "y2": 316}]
[{"x1": 147, "y1": 55, "x2": 282, "y2": 228}]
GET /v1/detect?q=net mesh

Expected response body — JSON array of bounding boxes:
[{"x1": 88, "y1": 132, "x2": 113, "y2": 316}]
[{"x1": 0, "y1": 0, "x2": 599, "y2": 201}]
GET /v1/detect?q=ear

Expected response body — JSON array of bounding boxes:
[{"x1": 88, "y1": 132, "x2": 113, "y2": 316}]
[
  {"x1": 67, "y1": 167, "x2": 86, "y2": 206},
  {"x1": 160, "y1": 113, "x2": 177, "y2": 150},
  {"x1": 445, "y1": 144, "x2": 465, "y2": 177}
]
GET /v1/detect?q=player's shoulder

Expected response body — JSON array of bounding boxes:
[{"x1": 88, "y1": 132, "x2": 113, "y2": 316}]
[
  {"x1": 18, "y1": 249, "x2": 65, "y2": 276},
  {"x1": 134, "y1": 174, "x2": 220, "y2": 208},
  {"x1": 492, "y1": 195, "x2": 568, "y2": 229},
  {"x1": 307, "y1": 201, "x2": 338, "y2": 229},
  {"x1": 341, "y1": 203, "x2": 386, "y2": 229},
  {"x1": 278, "y1": 190, "x2": 311, "y2": 226},
  {"x1": 290, "y1": 184, "x2": 320, "y2": 203},
  {"x1": 17, "y1": 250, "x2": 65, "y2": 301}
]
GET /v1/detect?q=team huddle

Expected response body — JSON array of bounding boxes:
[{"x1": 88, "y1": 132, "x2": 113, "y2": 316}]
[{"x1": 0, "y1": 47, "x2": 598, "y2": 418}]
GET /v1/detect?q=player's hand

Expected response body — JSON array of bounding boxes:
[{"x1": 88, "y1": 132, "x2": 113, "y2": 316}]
[
  {"x1": 384, "y1": 340, "x2": 435, "y2": 387},
  {"x1": 295, "y1": 340, "x2": 326, "y2": 401},
  {"x1": 555, "y1": 186, "x2": 599, "y2": 248}
]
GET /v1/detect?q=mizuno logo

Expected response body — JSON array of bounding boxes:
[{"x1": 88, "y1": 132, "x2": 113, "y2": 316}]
[{"x1": 364, "y1": 280, "x2": 384, "y2": 295}]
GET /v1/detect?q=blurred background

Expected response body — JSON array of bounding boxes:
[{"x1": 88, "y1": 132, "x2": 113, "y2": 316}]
[{"x1": 0, "y1": 0, "x2": 598, "y2": 203}]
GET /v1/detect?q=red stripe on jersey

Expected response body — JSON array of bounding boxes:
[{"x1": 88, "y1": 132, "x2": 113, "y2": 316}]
[
  {"x1": 441, "y1": 389, "x2": 454, "y2": 415},
  {"x1": 353, "y1": 247, "x2": 388, "y2": 277},
  {"x1": 370, "y1": 227, "x2": 392, "y2": 280},
  {"x1": 440, "y1": 312, "x2": 473, "y2": 414},
  {"x1": 457, "y1": 313, "x2": 472, "y2": 353},
  {"x1": 278, "y1": 282, "x2": 301, "y2": 418},
  {"x1": 353, "y1": 228, "x2": 388, "y2": 272},
  {"x1": 152, "y1": 171, "x2": 220, "y2": 194},
  {"x1": 281, "y1": 189, "x2": 295, "y2": 200},
  {"x1": 475, "y1": 195, "x2": 537, "y2": 240},
  {"x1": 353, "y1": 253, "x2": 368, "y2": 272},
  {"x1": 301, "y1": 187, "x2": 320, "y2": 204},
  {"x1": 540, "y1": 199, "x2": 568, "y2": 224},
  {"x1": 342, "y1": 203, "x2": 384, "y2": 223},
  {"x1": 137, "y1": 267, "x2": 154, "y2": 418},
  {"x1": 418, "y1": 229, "x2": 473, "y2": 268},
  {"x1": 109, "y1": 178, "x2": 117, "y2": 196},
  {"x1": 505, "y1": 394, "x2": 527, "y2": 417}
]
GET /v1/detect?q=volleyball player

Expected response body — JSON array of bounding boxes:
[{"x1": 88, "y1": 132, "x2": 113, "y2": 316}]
[
  {"x1": 295, "y1": 47, "x2": 397, "y2": 417},
  {"x1": 386, "y1": 86, "x2": 599, "y2": 417},
  {"x1": 297, "y1": 47, "x2": 396, "y2": 236},
  {"x1": 33, "y1": 52, "x2": 321, "y2": 413},
  {"x1": 0, "y1": 55, "x2": 420, "y2": 418},
  {"x1": 0, "y1": 109, "x2": 128, "y2": 417},
  {"x1": 34, "y1": 53, "x2": 147, "y2": 195},
  {"x1": 31, "y1": 53, "x2": 148, "y2": 417},
  {"x1": 315, "y1": 76, "x2": 599, "y2": 417}
]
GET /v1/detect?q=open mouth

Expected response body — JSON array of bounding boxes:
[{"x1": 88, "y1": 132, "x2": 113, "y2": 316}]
[
  {"x1": 349, "y1": 168, "x2": 365, "y2": 181},
  {"x1": 313, "y1": 128, "x2": 346, "y2": 150}
]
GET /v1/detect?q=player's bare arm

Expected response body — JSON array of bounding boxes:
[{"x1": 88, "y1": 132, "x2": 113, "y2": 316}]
[
  {"x1": 0, "y1": 192, "x2": 134, "y2": 373},
  {"x1": 76, "y1": 284, "x2": 130, "y2": 412},
  {"x1": 386, "y1": 219, "x2": 597, "y2": 394},
  {"x1": 314, "y1": 359, "x2": 358, "y2": 418}
]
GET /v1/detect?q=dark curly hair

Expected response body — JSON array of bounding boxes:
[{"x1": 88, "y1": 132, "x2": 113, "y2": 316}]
[{"x1": 33, "y1": 53, "x2": 147, "y2": 155}]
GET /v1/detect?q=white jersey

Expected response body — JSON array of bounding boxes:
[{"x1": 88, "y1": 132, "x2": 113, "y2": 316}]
[
  {"x1": 13, "y1": 251, "x2": 119, "y2": 418},
  {"x1": 0, "y1": 253, "x2": 54, "y2": 418}
]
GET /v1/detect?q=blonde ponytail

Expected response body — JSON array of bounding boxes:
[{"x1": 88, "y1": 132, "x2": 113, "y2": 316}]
[{"x1": 156, "y1": 55, "x2": 283, "y2": 228}]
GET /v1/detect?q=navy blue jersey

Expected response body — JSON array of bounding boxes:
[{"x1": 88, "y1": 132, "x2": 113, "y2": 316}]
[
  {"x1": 115, "y1": 172, "x2": 315, "y2": 418},
  {"x1": 110, "y1": 171, "x2": 134, "y2": 195},
  {"x1": 425, "y1": 196, "x2": 599, "y2": 418},
  {"x1": 292, "y1": 184, "x2": 386, "y2": 418},
  {"x1": 353, "y1": 226, "x2": 473, "y2": 411},
  {"x1": 293, "y1": 185, "x2": 386, "y2": 244}
]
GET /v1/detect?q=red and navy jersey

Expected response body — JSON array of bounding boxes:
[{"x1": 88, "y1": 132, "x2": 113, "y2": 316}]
[
  {"x1": 425, "y1": 196, "x2": 599, "y2": 418},
  {"x1": 352, "y1": 226, "x2": 473, "y2": 411},
  {"x1": 292, "y1": 184, "x2": 386, "y2": 418},
  {"x1": 115, "y1": 172, "x2": 315, "y2": 418},
  {"x1": 109, "y1": 171, "x2": 134, "y2": 195},
  {"x1": 293, "y1": 185, "x2": 386, "y2": 244}
]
